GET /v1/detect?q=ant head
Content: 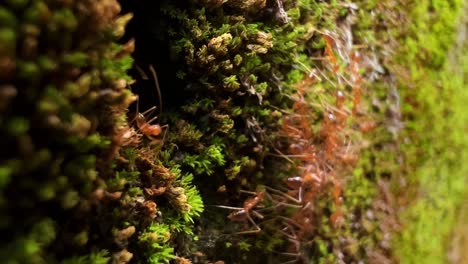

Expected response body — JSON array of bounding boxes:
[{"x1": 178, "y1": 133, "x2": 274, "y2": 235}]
[
  {"x1": 285, "y1": 176, "x2": 302, "y2": 189},
  {"x1": 326, "y1": 112, "x2": 336, "y2": 123},
  {"x1": 336, "y1": 90, "x2": 344, "y2": 99},
  {"x1": 351, "y1": 50, "x2": 361, "y2": 61}
]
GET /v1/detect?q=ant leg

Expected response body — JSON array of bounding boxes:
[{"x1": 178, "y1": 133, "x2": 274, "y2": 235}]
[
  {"x1": 264, "y1": 191, "x2": 303, "y2": 210},
  {"x1": 149, "y1": 65, "x2": 163, "y2": 115},
  {"x1": 251, "y1": 210, "x2": 264, "y2": 220},
  {"x1": 211, "y1": 206, "x2": 261, "y2": 235},
  {"x1": 147, "y1": 125, "x2": 169, "y2": 146},
  {"x1": 273, "y1": 247, "x2": 302, "y2": 264},
  {"x1": 130, "y1": 95, "x2": 141, "y2": 123},
  {"x1": 135, "y1": 64, "x2": 149, "y2": 80},
  {"x1": 211, "y1": 205, "x2": 242, "y2": 210},
  {"x1": 238, "y1": 189, "x2": 265, "y2": 196},
  {"x1": 278, "y1": 252, "x2": 301, "y2": 257},
  {"x1": 279, "y1": 256, "x2": 301, "y2": 264},
  {"x1": 275, "y1": 216, "x2": 303, "y2": 230},
  {"x1": 276, "y1": 201, "x2": 303, "y2": 209},
  {"x1": 278, "y1": 225, "x2": 297, "y2": 240},
  {"x1": 232, "y1": 214, "x2": 261, "y2": 235},
  {"x1": 268, "y1": 150, "x2": 295, "y2": 164},
  {"x1": 141, "y1": 106, "x2": 158, "y2": 117},
  {"x1": 316, "y1": 67, "x2": 337, "y2": 87},
  {"x1": 231, "y1": 228, "x2": 261, "y2": 235},
  {"x1": 265, "y1": 186, "x2": 302, "y2": 204},
  {"x1": 160, "y1": 124, "x2": 169, "y2": 143},
  {"x1": 146, "y1": 115, "x2": 159, "y2": 124},
  {"x1": 134, "y1": 64, "x2": 163, "y2": 115},
  {"x1": 255, "y1": 201, "x2": 302, "y2": 215},
  {"x1": 322, "y1": 102, "x2": 350, "y2": 117}
]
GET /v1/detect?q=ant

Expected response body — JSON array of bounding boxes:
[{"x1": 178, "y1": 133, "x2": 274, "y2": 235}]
[
  {"x1": 265, "y1": 163, "x2": 325, "y2": 210},
  {"x1": 133, "y1": 97, "x2": 168, "y2": 144},
  {"x1": 135, "y1": 64, "x2": 163, "y2": 115},
  {"x1": 274, "y1": 223, "x2": 307, "y2": 264},
  {"x1": 348, "y1": 51, "x2": 363, "y2": 114},
  {"x1": 136, "y1": 106, "x2": 161, "y2": 136},
  {"x1": 215, "y1": 190, "x2": 266, "y2": 235},
  {"x1": 338, "y1": 141, "x2": 358, "y2": 166},
  {"x1": 131, "y1": 63, "x2": 168, "y2": 144},
  {"x1": 329, "y1": 177, "x2": 344, "y2": 227},
  {"x1": 323, "y1": 33, "x2": 340, "y2": 74}
]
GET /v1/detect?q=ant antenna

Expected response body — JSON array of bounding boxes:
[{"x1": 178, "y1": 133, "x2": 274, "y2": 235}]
[
  {"x1": 136, "y1": 95, "x2": 140, "y2": 113},
  {"x1": 134, "y1": 64, "x2": 163, "y2": 116},
  {"x1": 149, "y1": 64, "x2": 163, "y2": 116},
  {"x1": 135, "y1": 64, "x2": 149, "y2": 80}
]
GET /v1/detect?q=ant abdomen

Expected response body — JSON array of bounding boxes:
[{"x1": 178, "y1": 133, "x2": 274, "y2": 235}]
[
  {"x1": 228, "y1": 209, "x2": 247, "y2": 222},
  {"x1": 285, "y1": 176, "x2": 302, "y2": 189}
]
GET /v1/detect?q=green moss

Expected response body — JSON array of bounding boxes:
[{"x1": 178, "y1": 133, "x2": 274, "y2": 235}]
[
  {"x1": 348, "y1": 0, "x2": 468, "y2": 263},
  {"x1": 138, "y1": 223, "x2": 175, "y2": 264},
  {"x1": 0, "y1": 0, "x2": 135, "y2": 262},
  {"x1": 3, "y1": 0, "x2": 465, "y2": 262},
  {"x1": 123, "y1": 0, "x2": 391, "y2": 261},
  {"x1": 391, "y1": 1, "x2": 468, "y2": 261}
]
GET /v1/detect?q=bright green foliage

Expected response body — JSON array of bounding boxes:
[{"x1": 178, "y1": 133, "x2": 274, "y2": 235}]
[
  {"x1": 183, "y1": 143, "x2": 226, "y2": 175},
  {"x1": 138, "y1": 224, "x2": 176, "y2": 264},
  {"x1": 106, "y1": 137, "x2": 204, "y2": 261},
  {"x1": 175, "y1": 171, "x2": 205, "y2": 223}
]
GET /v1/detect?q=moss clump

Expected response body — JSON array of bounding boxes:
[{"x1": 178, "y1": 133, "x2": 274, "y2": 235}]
[
  {"x1": 121, "y1": 0, "x2": 382, "y2": 262},
  {"x1": 0, "y1": 0, "x2": 134, "y2": 262},
  {"x1": 389, "y1": 1, "x2": 468, "y2": 263},
  {"x1": 3, "y1": 0, "x2": 465, "y2": 263},
  {"x1": 336, "y1": 0, "x2": 468, "y2": 263}
]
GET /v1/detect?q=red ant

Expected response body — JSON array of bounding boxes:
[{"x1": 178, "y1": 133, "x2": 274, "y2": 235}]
[
  {"x1": 281, "y1": 120, "x2": 304, "y2": 139},
  {"x1": 330, "y1": 178, "x2": 344, "y2": 227},
  {"x1": 274, "y1": 223, "x2": 308, "y2": 264},
  {"x1": 136, "y1": 106, "x2": 162, "y2": 137},
  {"x1": 340, "y1": 152, "x2": 358, "y2": 166},
  {"x1": 131, "y1": 64, "x2": 168, "y2": 143},
  {"x1": 321, "y1": 112, "x2": 340, "y2": 161},
  {"x1": 339, "y1": 141, "x2": 358, "y2": 166},
  {"x1": 348, "y1": 51, "x2": 363, "y2": 114},
  {"x1": 335, "y1": 90, "x2": 348, "y2": 123},
  {"x1": 274, "y1": 207, "x2": 316, "y2": 257},
  {"x1": 215, "y1": 190, "x2": 266, "y2": 235},
  {"x1": 359, "y1": 120, "x2": 377, "y2": 133},
  {"x1": 323, "y1": 33, "x2": 340, "y2": 74},
  {"x1": 133, "y1": 97, "x2": 168, "y2": 144},
  {"x1": 135, "y1": 64, "x2": 163, "y2": 115},
  {"x1": 335, "y1": 90, "x2": 345, "y2": 109},
  {"x1": 266, "y1": 169, "x2": 322, "y2": 208}
]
